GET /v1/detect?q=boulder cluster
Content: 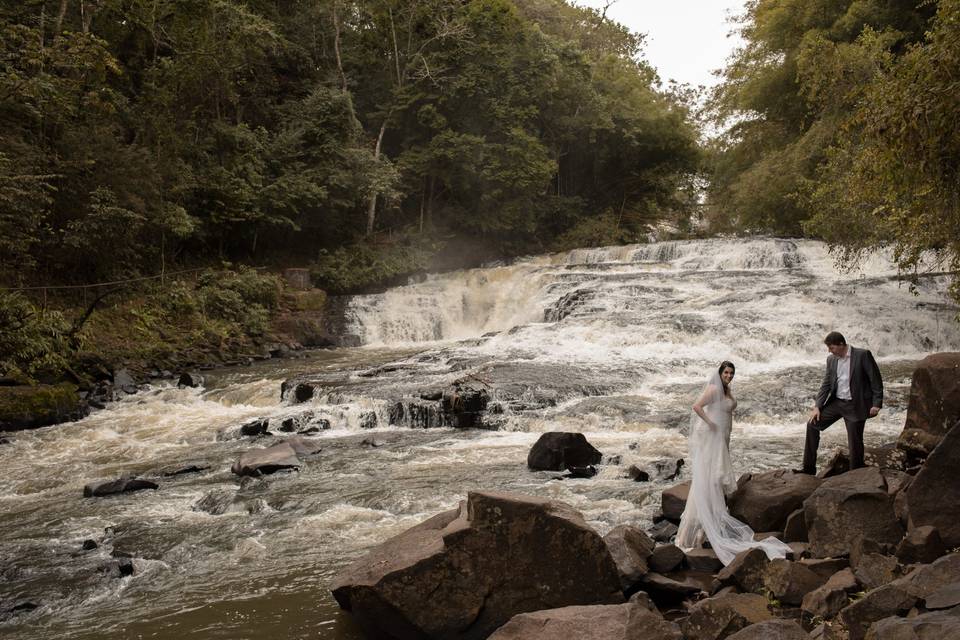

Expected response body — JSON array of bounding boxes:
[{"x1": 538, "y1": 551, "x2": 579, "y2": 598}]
[{"x1": 331, "y1": 352, "x2": 960, "y2": 639}]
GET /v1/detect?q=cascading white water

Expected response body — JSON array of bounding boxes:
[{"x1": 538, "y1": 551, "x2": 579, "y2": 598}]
[{"x1": 1, "y1": 237, "x2": 957, "y2": 640}]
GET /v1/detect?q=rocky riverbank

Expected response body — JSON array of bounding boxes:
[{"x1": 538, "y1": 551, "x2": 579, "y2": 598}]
[{"x1": 329, "y1": 352, "x2": 960, "y2": 639}]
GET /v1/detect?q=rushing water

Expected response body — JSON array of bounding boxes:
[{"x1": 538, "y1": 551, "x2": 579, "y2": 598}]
[{"x1": 1, "y1": 238, "x2": 958, "y2": 639}]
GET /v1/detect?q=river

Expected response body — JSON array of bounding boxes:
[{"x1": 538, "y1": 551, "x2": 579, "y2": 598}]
[{"x1": 1, "y1": 238, "x2": 957, "y2": 639}]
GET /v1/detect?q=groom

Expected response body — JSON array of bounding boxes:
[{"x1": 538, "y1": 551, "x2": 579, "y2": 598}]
[{"x1": 800, "y1": 331, "x2": 884, "y2": 474}]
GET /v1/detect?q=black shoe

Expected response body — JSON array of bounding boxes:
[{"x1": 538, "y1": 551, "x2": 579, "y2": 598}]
[{"x1": 792, "y1": 468, "x2": 815, "y2": 475}]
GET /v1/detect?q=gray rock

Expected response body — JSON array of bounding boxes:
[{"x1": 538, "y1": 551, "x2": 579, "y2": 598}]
[
  {"x1": 604, "y1": 525, "x2": 654, "y2": 591},
  {"x1": 231, "y1": 442, "x2": 300, "y2": 477},
  {"x1": 83, "y1": 476, "x2": 158, "y2": 498}
]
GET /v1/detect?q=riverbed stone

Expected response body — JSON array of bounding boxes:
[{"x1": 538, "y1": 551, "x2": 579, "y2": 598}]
[
  {"x1": 0, "y1": 383, "x2": 87, "y2": 431},
  {"x1": 729, "y1": 469, "x2": 822, "y2": 533},
  {"x1": 487, "y1": 602, "x2": 682, "y2": 640},
  {"x1": 527, "y1": 432, "x2": 602, "y2": 471},
  {"x1": 686, "y1": 548, "x2": 723, "y2": 573},
  {"x1": 649, "y1": 544, "x2": 685, "y2": 574},
  {"x1": 680, "y1": 593, "x2": 773, "y2": 640},
  {"x1": 649, "y1": 520, "x2": 679, "y2": 543},
  {"x1": 717, "y1": 548, "x2": 771, "y2": 592},
  {"x1": 897, "y1": 352, "x2": 960, "y2": 457},
  {"x1": 865, "y1": 606, "x2": 960, "y2": 639},
  {"x1": 83, "y1": 476, "x2": 159, "y2": 498},
  {"x1": 804, "y1": 467, "x2": 904, "y2": 558},
  {"x1": 330, "y1": 491, "x2": 623, "y2": 640},
  {"x1": 904, "y1": 420, "x2": 960, "y2": 547},
  {"x1": 802, "y1": 569, "x2": 857, "y2": 620},
  {"x1": 763, "y1": 558, "x2": 829, "y2": 605},
  {"x1": 231, "y1": 441, "x2": 300, "y2": 476}
]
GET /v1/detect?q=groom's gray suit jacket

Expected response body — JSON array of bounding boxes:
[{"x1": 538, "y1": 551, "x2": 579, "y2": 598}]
[{"x1": 816, "y1": 346, "x2": 884, "y2": 421}]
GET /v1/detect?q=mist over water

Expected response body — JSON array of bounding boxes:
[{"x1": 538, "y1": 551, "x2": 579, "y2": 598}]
[{"x1": 1, "y1": 238, "x2": 957, "y2": 639}]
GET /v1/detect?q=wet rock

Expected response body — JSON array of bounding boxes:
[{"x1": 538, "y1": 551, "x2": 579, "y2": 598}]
[
  {"x1": 177, "y1": 371, "x2": 203, "y2": 388},
  {"x1": 563, "y1": 465, "x2": 597, "y2": 479},
  {"x1": 904, "y1": 419, "x2": 960, "y2": 547},
  {"x1": 717, "y1": 548, "x2": 771, "y2": 593},
  {"x1": 112, "y1": 368, "x2": 138, "y2": 394},
  {"x1": 729, "y1": 469, "x2": 822, "y2": 533},
  {"x1": 0, "y1": 383, "x2": 88, "y2": 431},
  {"x1": 82, "y1": 539, "x2": 98, "y2": 551},
  {"x1": 100, "y1": 557, "x2": 135, "y2": 578},
  {"x1": 527, "y1": 432, "x2": 602, "y2": 472},
  {"x1": 726, "y1": 619, "x2": 810, "y2": 640},
  {"x1": 680, "y1": 593, "x2": 773, "y2": 640},
  {"x1": 897, "y1": 353, "x2": 960, "y2": 457},
  {"x1": 763, "y1": 558, "x2": 829, "y2": 605},
  {"x1": 358, "y1": 411, "x2": 378, "y2": 430},
  {"x1": 604, "y1": 525, "x2": 655, "y2": 592},
  {"x1": 389, "y1": 399, "x2": 445, "y2": 429},
  {"x1": 649, "y1": 520, "x2": 678, "y2": 543},
  {"x1": 627, "y1": 465, "x2": 650, "y2": 482},
  {"x1": 660, "y1": 481, "x2": 691, "y2": 523},
  {"x1": 654, "y1": 458, "x2": 685, "y2": 481},
  {"x1": 0, "y1": 436, "x2": 10, "y2": 445},
  {"x1": 686, "y1": 548, "x2": 723, "y2": 574},
  {"x1": 866, "y1": 606, "x2": 960, "y2": 639},
  {"x1": 331, "y1": 491, "x2": 623, "y2": 640},
  {"x1": 298, "y1": 426, "x2": 322, "y2": 435},
  {"x1": 240, "y1": 418, "x2": 270, "y2": 437},
  {"x1": 231, "y1": 442, "x2": 301, "y2": 477},
  {"x1": 1, "y1": 601, "x2": 40, "y2": 622},
  {"x1": 160, "y1": 462, "x2": 211, "y2": 477},
  {"x1": 442, "y1": 379, "x2": 490, "y2": 429},
  {"x1": 279, "y1": 380, "x2": 315, "y2": 404},
  {"x1": 804, "y1": 467, "x2": 904, "y2": 558},
  {"x1": 649, "y1": 544, "x2": 685, "y2": 574},
  {"x1": 924, "y1": 582, "x2": 960, "y2": 610},
  {"x1": 487, "y1": 602, "x2": 682, "y2": 640},
  {"x1": 193, "y1": 489, "x2": 237, "y2": 515},
  {"x1": 83, "y1": 476, "x2": 158, "y2": 498},
  {"x1": 285, "y1": 435, "x2": 322, "y2": 458}
]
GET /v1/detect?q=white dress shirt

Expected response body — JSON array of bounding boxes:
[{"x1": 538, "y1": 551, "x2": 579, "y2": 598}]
[{"x1": 836, "y1": 347, "x2": 853, "y2": 400}]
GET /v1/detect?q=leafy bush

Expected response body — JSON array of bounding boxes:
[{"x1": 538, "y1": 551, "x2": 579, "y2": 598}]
[
  {"x1": 312, "y1": 234, "x2": 438, "y2": 295},
  {"x1": 0, "y1": 292, "x2": 71, "y2": 381}
]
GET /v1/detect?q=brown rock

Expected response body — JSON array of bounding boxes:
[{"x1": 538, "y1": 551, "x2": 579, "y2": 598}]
[
  {"x1": 231, "y1": 442, "x2": 301, "y2": 476},
  {"x1": 649, "y1": 544, "x2": 685, "y2": 574},
  {"x1": 717, "y1": 548, "x2": 771, "y2": 593},
  {"x1": 897, "y1": 353, "x2": 960, "y2": 457},
  {"x1": 637, "y1": 572, "x2": 704, "y2": 606},
  {"x1": 487, "y1": 602, "x2": 682, "y2": 640},
  {"x1": 661, "y1": 482, "x2": 690, "y2": 523},
  {"x1": 896, "y1": 525, "x2": 946, "y2": 565},
  {"x1": 784, "y1": 508, "x2": 808, "y2": 543},
  {"x1": 865, "y1": 606, "x2": 960, "y2": 639},
  {"x1": 800, "y1": 558, "x2": 851, "y2": 581},
  {"x1": 726, "y1": 619, "x2": 810, "y2": 640},
  {"x1": 804, "y1": 467, "x2": 904, "y2": 558},
  {"x1": 330, "y1": 491, "x2": 623, "y2": 640},
  {"x1": 904, "y1": 420, "x2": 960, "y2": 547},
  {"x1": 605, "y1": 525, "x2": 655, "y2": 591},
  {"x1": 853, "y1": 554, "x2": 902, "y2": 591},
  {"x1": 527, "y1": 432, "x2": 602, "y2": 471},
  {"x1": 728, "y1": 470, "x2": 822, "y2": 533},
  {"x1": 802, "y1": 582, "x2": 851, "y2": 620},
  {"x1": 764, "y1": 559, "x2": 829, "y2": 606},
  {"x1": 649, "y1": 520, "x2": 679, "y2": 543},
  {"x1": 924, "y1": 582, "x2": 960, "y2": 610},
  {"x1": 686, "y1": 548, "x2": 723, "y2": 574},
  {"x1": 680, "y1": 593, "x2": 772, "y2": 640}
]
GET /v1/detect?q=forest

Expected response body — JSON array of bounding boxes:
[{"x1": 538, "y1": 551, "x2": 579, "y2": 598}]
[{"x1": 1, "y1": 0, "x2": 958, "y2": 382}]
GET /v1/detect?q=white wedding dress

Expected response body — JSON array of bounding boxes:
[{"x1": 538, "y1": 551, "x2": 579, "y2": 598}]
[{"x1": 675, "y1": 370, "x2": 791, "y2": 566}]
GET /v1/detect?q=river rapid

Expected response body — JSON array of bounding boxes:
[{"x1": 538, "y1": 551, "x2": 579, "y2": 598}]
[{"x1": 1, "y1": 238, "x2": 958, "y2": 639}]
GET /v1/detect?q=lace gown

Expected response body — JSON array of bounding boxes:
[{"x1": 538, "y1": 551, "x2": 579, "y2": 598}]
[{"x1": 676, "y1": 390, "x2": 791, "y2": 565}]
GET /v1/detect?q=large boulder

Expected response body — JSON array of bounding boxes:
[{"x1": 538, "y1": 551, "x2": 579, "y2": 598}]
[
  {"x1": 804, "y1": 467, "x2": 904, "y2": 558},
  {"x1": 728, "y1": 470, "x2": 822, "y2": 533},
  {"x1": 717, "y1": 548, "x2": 772, "y2": 593},
  {"x1": 802, "y1": 568, "x2": 858, "y2": 619},
  {"x1": 442, "y1": 379, "x2": 490, "y2": 429},
  {"x1": 330, "y1": 491, "x2": 623, "y2": 640},
  {"x1": 838, "y1": 554, "x2": 960, "y2": 640},
  {"x1": 897, "y1": 353, "x2": 960, "y2": 457},
  {"x1": 865, "y1": 606, "x2": 960, "y2": 639},
  {"x1": 763, "y1": 558, "x2": 829, "y2": 606},
  {"x1": 680, "y1": 593, "x2": 773, "y2": 640},
  {"x1": 660, "y1": 481, "x2": 691, "y2": 522},
  {"x1": 904, "y1": 420, "x2": 960, "y2": 547},
  {"x1": 487, "y1": 602, "x2": 681, "y2": 640},
  {"x1": 231, "y1": 441, "x2": 301, "y2": 476},
  {"x1": 0, "y1": 383, "x2": 87, "y2": 431},
  {"x1": 527, "y1": 432, "x2": 602, "y2": 471},
  {"x1": 604, "y1": 525, "x2": 655, "y2": 592}
]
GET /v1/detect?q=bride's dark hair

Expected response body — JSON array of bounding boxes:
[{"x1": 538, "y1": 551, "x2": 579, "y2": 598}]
[{"x1": 718, "y1": 361, "x2": 735, "y2": 393}]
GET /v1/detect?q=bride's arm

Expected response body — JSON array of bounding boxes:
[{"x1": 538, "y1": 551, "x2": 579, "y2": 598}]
[{"x1": 692, "y1": 386, "x2": 719, "y2": 430}]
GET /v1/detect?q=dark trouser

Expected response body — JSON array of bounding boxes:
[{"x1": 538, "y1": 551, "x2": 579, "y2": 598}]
[{"x1": 802, "y1": 399, "x2": 865, "y2": 474}]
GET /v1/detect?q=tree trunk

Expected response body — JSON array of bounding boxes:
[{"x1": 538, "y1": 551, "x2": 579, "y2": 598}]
[
  {"x1": 55, "y1": 0, "x2": 69, "y2": 34},
  {"x1": 332, "y1": 0, "x2": 347, "y2": 92},
  {"x1": 366, "y1": 119, "x2": 388, "y2": 236}
]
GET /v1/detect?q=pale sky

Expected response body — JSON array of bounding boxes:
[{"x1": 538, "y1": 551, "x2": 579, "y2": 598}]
[{"x1": 576, "y1": 1, "x2": 747, "y2": 89}]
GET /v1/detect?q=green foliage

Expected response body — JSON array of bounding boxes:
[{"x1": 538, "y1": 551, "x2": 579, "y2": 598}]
[
  {"x1": 312, "y1": 234, "x2": 439, "y2": 295},
  {"x1": 194, "y1": 268, "x2": 282, "y2": 335},
  {"x1": 0, "y1": 292, "x2": 71, "y2": 381}
]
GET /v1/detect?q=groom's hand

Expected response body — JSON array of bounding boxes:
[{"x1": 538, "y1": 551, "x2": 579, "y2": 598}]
[
  {"x1": 810, "y1": 407, "x2": 820, "y2": 422},
  {"x1": 869, "y1": 407, "x2": 880, "y2": 417}
]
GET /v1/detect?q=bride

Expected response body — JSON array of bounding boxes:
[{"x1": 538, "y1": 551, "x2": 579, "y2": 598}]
[{"x1": 676, "y1": 361, "x2": 791, "y2": 565}]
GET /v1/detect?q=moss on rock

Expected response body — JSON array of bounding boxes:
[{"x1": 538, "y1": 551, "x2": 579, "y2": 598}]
[{"x1": 0, "y1": 383, "x2": 87, "y2": 431}]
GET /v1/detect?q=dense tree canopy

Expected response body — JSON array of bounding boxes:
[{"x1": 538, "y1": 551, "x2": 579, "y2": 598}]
[{"x1": 0, "y1": 0, "x2": 700, "y2": 289}]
